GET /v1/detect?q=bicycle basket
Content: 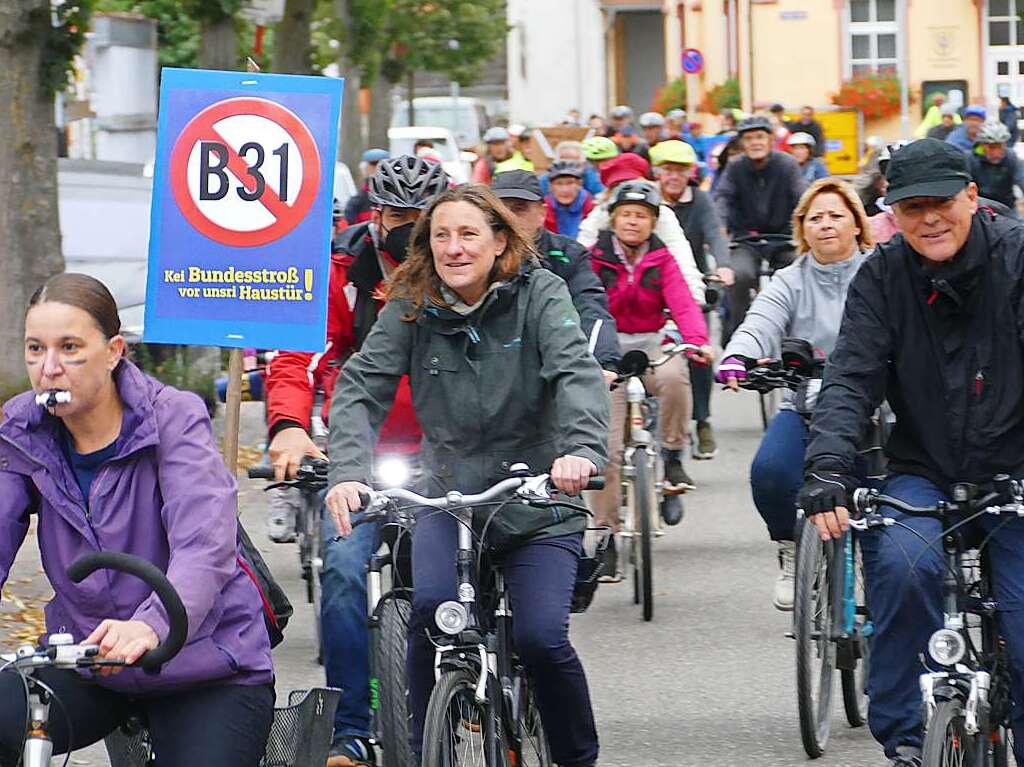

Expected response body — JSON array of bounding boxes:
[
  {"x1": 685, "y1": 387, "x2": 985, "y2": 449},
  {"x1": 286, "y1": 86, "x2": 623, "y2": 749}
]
[
  {"x1": 261, "y1": 687, "x2": 341, "y2": 767},
  {"x1": 104, "y1": 688, "x2": 340, "y2": 767},
  {"x1": 572, "y1": 527, "x2": 613, "y2": 614}
]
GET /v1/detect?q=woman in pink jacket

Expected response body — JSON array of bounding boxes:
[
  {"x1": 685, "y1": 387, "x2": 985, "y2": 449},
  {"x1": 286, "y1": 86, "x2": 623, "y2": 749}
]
[{"x1": 588, "y1": 181, "x2": 713, "y2": 563}]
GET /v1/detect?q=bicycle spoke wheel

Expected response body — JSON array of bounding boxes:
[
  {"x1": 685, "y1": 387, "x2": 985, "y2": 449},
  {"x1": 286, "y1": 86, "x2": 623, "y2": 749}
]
[
  {"x1": 631, "y1": 451, "x2": 654, "y2": 622},
  {"x1": 513, "y1": 680, "x2": 552, "y2": 767},
  {"x1": 990, "y1": 723, "x2": 1015, "y2": 767},
  {"x1": 423, "y1": 668, "x2": 503, "y2": 767},
  {"x1": 795, "y1": 521, "x2": 836, "y2": 758},
  {"x1": 922, "y1": 697, "x2": 982, "y2": 767},
  {"x1": 377, "y1": 597, "x2": 413, "y2": 767},
  {"x1": 842, "y1": 536, "x2": 870, "y2": 728}
]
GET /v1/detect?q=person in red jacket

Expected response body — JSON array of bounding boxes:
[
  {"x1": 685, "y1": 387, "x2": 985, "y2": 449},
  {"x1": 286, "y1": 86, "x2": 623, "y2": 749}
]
[
  {"x1": 588, "y1": 181, "x2": 714, "y2": 553},
  {"x1": 264, "y1": 154, "x2": 448, "y2": 767},
  {"x1": 542, "y1": 159, "x2": 594, "y2": 239}
]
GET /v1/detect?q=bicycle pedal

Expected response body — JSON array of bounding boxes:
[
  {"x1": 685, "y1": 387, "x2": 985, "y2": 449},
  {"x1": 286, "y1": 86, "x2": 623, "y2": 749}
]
[{"x1": 784, "y1": 631, "x2": 795, "y2": 639}]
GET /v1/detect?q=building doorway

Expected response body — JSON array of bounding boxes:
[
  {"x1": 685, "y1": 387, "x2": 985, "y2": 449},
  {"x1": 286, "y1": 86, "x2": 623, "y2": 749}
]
[{"x1": 614, "y1": 10, "x2": 666, "y2": 117}]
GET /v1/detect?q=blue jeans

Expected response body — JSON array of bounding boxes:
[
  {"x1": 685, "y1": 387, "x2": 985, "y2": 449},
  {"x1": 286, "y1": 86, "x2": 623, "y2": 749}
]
[
  {"x1": 407, "y1": 509, "x2": 598, "y2": 767},
  {"x1": 859, "y1": 474, "x2": 1024, "y2": 759},
  {"x1": 750, "y1": 409, "x2": 807, "y2": 542},
  {"x1": 321, "y1": 511, "x2": 379, "y2": 740}
]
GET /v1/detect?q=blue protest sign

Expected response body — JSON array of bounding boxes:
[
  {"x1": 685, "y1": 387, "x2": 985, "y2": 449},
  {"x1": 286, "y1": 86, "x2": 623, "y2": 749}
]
[
  {"x1": 682, "y1": 48, "x2": 704, "y2": 75},
  {"x1": 143, "y1": 68, "x2": 343, "y2": 351}
]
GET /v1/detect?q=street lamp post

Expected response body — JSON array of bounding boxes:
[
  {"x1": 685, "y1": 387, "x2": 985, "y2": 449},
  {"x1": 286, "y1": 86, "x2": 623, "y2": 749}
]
[{"x1": 449, "y1": 39, "x2": 461, "y2": 145}]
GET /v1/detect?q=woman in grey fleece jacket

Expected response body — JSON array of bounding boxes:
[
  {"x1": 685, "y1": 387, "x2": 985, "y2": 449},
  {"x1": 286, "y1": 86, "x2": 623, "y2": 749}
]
[{"x1": 714, "y1": 179, "x2": 875, "y2": 611}]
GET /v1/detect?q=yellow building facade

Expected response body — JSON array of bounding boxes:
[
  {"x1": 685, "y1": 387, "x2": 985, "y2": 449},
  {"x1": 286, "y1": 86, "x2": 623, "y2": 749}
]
[{"x1": 603, "y1": 0, "x2": 1024, "y2": 143}]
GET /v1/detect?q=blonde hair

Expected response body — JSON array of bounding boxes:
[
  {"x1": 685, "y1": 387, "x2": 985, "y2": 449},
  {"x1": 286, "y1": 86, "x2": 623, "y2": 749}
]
[
  {"x1": 791, "y1": 178, "x2": 875, "y2": 255},
  {"x1": 386, "y1": 184, "x2": 537, "y2": 317}
]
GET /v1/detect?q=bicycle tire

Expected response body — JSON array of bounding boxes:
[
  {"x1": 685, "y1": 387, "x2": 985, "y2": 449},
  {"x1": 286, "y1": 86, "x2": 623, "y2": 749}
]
[
  {"x1": 422, "y1": 668, "x2": 503, "y2": 767},
  {"x1": 633, "y1": 451, "x2": 654, "y2": 622},
  {"x1": 312, "y1": 511, "x2": 324, "y2": 666},
  {"x1": 510, "y1": 678, "x2": 552, "y2": 767},
  {"x1": 795, "y1": 521, "x2": 835, "y2": 758},
  {"x1": 377, "y1": 597, "x2": 413, "y2": 767},
  {"x1": 841, "y1": 536, "x2": 870, "y2": 728},
  {"x1": 922, "y1": 697, "x2": 984, "y2": 767}
]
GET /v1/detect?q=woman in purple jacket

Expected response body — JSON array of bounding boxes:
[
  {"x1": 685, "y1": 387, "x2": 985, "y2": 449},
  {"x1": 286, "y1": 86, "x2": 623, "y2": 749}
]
[{"x1": 0, "y1": 274, "x2": 274, "y2": 766}]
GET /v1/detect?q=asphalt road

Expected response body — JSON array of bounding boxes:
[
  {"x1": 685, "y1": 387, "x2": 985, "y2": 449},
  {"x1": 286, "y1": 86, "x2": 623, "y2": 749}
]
[{"x1": 2, "y1": 391, "x2": 887, "y2": 766}]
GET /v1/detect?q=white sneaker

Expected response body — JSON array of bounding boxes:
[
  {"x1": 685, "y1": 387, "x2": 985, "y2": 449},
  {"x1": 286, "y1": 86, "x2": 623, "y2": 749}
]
[
  {"x1": 773, "y1": 540, "x2": 796, "y2": 611},
  {"x1": 266, "y1": 485, "x2": 299, "y2": 543}
]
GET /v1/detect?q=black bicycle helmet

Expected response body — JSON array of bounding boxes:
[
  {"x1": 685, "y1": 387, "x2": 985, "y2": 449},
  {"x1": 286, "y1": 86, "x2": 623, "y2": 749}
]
[
  {"x1": 548, "y1": 160, "x2": 585, "y2": 180},
  {"x1": 609, "y1": 180, "x2": 661, "y2": 214},
  {"x1": 736, "y1": 115, "x2": 773, "y2": 135},
  {"x1": 368, "y1": 154, "x2": 449, "y2": 210}
]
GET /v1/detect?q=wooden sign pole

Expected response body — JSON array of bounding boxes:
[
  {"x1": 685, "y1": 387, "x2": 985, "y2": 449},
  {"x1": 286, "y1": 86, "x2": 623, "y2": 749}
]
[{"x1": 221, "y1": 56, "x2": 263, "y2": 474}]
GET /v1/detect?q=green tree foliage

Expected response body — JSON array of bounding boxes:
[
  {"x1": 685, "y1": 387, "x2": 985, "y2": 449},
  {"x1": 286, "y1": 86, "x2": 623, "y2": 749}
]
[
  {"x1": 93, "y1": 0, "x2": 200, "y2": 68},
  {"x1": 38, "y1": 1, "x2": 92, "y2": 94},
  {"x1": 93, "y1": 0, "x2": 273, "y2": 70},
  {"x1": 342, "y1": 0, "x2": 507, "y2": 86}
]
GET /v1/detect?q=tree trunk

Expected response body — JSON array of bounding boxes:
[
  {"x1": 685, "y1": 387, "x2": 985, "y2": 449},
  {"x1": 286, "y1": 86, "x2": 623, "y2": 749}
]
[
  {"x1": 333, "y1": 0, "x2": 364, "y2": 175},
  {"x1": 367, "y1": 75, "x2": 393, "y2": 150},
  {"x1": 0, "y1": 0, "x2": 64, "y2": 389},
  {"x1": 271, "y1": 0, "x2": 315, "y2": 74},
  {"x1": 199, "y1": 15, "x2": 237, "y2": 71}
]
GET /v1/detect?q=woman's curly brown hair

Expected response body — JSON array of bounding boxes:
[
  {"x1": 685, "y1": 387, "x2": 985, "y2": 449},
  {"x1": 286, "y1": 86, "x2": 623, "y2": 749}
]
[{"x1": 385, "y1": 184, "x2": 538, "y2": 318}]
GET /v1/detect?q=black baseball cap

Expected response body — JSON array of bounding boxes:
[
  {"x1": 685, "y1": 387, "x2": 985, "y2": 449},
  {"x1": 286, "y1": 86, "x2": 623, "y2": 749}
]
[
  {"x1": 491, "y1": 170, "x2": 543, "y2": 202},
  {"x1": 884, "y1": 138, "x2": 972, "y2": 205}
]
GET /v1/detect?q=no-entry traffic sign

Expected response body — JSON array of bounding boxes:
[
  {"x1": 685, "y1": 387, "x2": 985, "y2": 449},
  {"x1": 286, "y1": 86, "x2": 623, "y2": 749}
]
[
  {"x1": 169, "y1": 97, "x2": 321, "y2": 247},
  {"x1": 144, "y1": 68, "x2": 343, "y2": 352},
  {"x1": 682, "y1": 48, "x2": 704, "y2": 75}
]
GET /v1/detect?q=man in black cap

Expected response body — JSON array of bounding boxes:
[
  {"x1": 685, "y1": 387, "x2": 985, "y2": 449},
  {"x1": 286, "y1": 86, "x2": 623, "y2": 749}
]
[
  {"x1": 798, "y1": 138, "x2": 1024, "y2": 766},
  {"x1": 490, "y1": 169, "x2": 620, "y2": 375}
]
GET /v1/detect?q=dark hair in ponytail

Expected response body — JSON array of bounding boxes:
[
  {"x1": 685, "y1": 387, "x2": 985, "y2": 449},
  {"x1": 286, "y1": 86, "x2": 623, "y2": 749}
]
[{"x1": 28, "y1": 273, "x2": 121, "y2": 338}]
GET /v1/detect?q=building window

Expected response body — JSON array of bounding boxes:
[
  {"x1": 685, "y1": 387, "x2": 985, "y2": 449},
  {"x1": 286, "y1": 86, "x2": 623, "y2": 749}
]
[
  {"x1": 845, "y1": 0, "x2": 900, "y2": 77},
  {"x1": 987, "y1": 0, "x2": 1023, "y2": 47}
]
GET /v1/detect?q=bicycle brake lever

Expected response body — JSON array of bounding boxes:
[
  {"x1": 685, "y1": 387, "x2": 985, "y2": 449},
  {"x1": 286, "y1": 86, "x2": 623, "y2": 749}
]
[{"x1": 518, "y1": 474, "x2": 553, "y2": 500}]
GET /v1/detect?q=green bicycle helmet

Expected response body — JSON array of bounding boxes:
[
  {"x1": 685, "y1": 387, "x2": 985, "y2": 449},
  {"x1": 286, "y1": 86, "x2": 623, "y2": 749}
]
[{"x1": 583, "y1": 136, "x2": 619, "y2": 161}]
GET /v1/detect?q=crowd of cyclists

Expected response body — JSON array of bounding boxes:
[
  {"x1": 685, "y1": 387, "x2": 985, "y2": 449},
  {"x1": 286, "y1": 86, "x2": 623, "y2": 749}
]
[{"x1": 2, "y1": 93, "x2": 1024, "y2": 767}]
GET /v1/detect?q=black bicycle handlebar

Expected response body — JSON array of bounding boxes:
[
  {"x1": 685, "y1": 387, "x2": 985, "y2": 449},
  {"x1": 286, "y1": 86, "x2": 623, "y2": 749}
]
[
  {"x1": 852, "y1": 486, "x2": 1024, "y2": 524},
  {"x1": 730, "y1": 233, "x2": 794, "y2": 246},
  {"x1": 248, "y1": 457, "x2": 329, "y2": 486},
  {"x1": 66, "y1": 552, "x2": 188, "y2": 672},
  {"x1": 247, "y1": 465, "x2": 276, "y2": 480}
]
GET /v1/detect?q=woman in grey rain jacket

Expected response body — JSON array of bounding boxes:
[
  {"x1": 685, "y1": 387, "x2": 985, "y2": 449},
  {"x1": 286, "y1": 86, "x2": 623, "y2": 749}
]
[
  {"x1": 325, "y1": 185, "x2": 609, "y2": 767},
  {"x1": 714, "y1": 179, "x2": 875, "y2": 611}
]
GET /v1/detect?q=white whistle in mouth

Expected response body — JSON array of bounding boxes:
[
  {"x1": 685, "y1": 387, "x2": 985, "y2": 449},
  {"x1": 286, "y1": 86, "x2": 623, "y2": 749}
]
[{"x1": 35, "y1": 390, "x2": 72, "y2": 408}]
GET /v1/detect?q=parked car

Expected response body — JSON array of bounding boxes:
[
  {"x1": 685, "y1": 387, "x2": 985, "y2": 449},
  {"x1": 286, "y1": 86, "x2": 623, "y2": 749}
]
[
  {"x1": 388, "y1": 126, "x2": 476, "y2": 184},
  {"x1": 391, "y1": 96, "x2": 490, "y2": 149}
]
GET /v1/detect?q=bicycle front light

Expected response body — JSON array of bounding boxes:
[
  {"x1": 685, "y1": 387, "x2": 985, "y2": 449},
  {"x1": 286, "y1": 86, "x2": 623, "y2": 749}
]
[
  {"x1": 928, "y1": 628, "x2": 967, "y2": 666},
  {"x1": 435, "y1": 601, "x2": 468, "y2": 635},
  {"x1": 375, "y1": 457, "x2": 410, "y2": 488}
]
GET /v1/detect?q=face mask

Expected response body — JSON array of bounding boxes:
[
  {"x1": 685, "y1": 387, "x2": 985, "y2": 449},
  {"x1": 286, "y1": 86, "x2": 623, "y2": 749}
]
[{"x1": 381, "y1": 221, "x2": 415, "y2": 262}]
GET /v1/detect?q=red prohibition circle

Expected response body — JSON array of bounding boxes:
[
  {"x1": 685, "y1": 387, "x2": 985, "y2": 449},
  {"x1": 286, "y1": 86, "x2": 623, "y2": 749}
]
[{"x1": 169, "y1": 97, "x2": 322, "y2": 247}]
